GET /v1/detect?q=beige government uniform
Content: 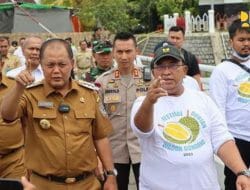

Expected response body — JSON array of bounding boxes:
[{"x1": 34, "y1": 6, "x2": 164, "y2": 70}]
[
  {"x1": 75, "y1": 50, "x2": 93, "y2": 79},
  {"x1": 0, "y1": 76, "x2": 26, "y2": 178},
  {"x1": 17, "y1": 80, "x2": 112, "y2": 190},
  {"x1": 2, "y1": 54, "x2": 21, "y2": 75},
  {"x1": 96, "y1": 67, "x2": 151, "y2": 164}
]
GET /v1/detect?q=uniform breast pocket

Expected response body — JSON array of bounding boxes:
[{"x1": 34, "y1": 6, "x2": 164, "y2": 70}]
[
  {"x1": 105, "y1": 103, "x2": 122, "y2": 117},
  {"x1": 74, "y1": 110, "x2": 95, "y2": 134},
  {"x1": 32, "y1": 108, "x2": 57, "y2": 135},
  {"x1": 0, "y1": 119, "x2": 23, "y2": 149}
]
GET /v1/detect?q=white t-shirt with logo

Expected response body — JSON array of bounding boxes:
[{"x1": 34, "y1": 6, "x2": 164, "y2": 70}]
[
  {"x1": 130, "y1": 88, "x2": 233, "y2": 190},
  {"x1": 209, "y1": 59, "x2": 250, "y2": 141}
]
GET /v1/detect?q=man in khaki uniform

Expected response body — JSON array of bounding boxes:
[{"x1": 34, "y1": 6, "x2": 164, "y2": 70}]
[
  {"x1": 96, "y1": 32, "x2": 151, "y2": 190},
  {"x1": 0, "y1": 53, "x2": 26, "y2": 179},
  {"x1": 0, "y1": 36, "x2": 21, "y2": 75},
  {"x1": 1, "y1": 39, "x2": 117, "y2": 190},
  {"x1": 75, "y1": 40, "x2": 93, "y2": 79}
]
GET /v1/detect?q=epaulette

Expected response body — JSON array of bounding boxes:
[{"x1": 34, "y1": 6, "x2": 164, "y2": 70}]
[
  {"x1": 26, "y1": 80, "x2": 43, "y2": 89},
  {"x1": 77, "y1": 80, "x2": 99, "y2": 91}
]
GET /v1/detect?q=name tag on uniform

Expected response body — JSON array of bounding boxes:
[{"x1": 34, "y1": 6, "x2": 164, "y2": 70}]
[
  {"x1": 136, "y1": 86, "x2": 148, "y2": 97},
  {"x1": 104, "y1": 89, "x2": 121, "y2": 103},
  {"x1": 38, "y1": 101, "x2": 54, "y2": 109}
]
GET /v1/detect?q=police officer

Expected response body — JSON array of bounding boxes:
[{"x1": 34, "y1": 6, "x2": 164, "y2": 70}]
[
  {"x1": 0, "y1": 39, "x2": 117, "y2": 190},
  {"x1": 85, "y1": 40, "x2": 113, "y2": 82},
  {"x1": 96, "y1": 32, "x2": 151, "y2": 190},
  {"x1": 0, "y1": 53, "x2": 26, "y2": 179}
]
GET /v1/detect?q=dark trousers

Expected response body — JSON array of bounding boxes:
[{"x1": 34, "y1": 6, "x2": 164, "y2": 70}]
[
  {"x1": 114, "y1": 162, "x2": 140, "y2": 190},
  {"x1": 224, "y1": 138, "x2": 250, "y2": 190}
]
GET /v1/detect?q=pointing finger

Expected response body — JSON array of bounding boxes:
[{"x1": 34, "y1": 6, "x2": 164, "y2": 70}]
[{"x1": 152, "y1": 76, "x2": 161, "y2": 88}]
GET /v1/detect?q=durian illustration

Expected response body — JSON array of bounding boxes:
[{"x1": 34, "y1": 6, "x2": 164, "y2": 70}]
[
  {"x1": 179, "y1": 110, "x2": 200, "y2": 143},
  {"x1": 238, "y1": 78, "x2": 250, "y2": 98},
  {"x1": 162, "y1": 122, "x2": 192, "y2": 144},
  {"x1": 161, "y1": 110, "x2": 200, "y2": 144}
]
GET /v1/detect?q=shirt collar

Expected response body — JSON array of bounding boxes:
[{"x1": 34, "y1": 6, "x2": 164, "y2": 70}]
[{"x1": 43, "y1": 79, "x2": 78, "y2": 97}]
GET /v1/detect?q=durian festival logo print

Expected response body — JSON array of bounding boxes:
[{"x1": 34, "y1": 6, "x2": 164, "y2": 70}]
[
  {"x1": 159, "y1": 110, "x2": 200, "y2": 145},
  {"x1": 238, "y1": 78, "x2": 250, "y2": 98},
  {"x1": 240, "y1": 11, "x2": 250, "y2": 28}
]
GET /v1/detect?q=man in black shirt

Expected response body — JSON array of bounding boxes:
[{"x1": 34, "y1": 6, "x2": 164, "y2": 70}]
[{"x1": 154, "y1": 26, "x2": 202, "y2": 89}]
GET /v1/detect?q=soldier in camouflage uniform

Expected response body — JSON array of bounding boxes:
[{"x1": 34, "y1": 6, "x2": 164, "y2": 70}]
[{"x1": 84, "y1": 40, "x2": 113, "y2": 82}]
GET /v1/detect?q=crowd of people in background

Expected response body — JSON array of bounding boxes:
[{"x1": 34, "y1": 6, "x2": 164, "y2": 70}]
[{"x1": 0, "y1": 19, "x2": 249, "y2": 190}]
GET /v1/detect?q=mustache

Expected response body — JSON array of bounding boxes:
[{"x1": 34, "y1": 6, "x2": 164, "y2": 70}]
[{"x1": 241, "y1": 46, "x2": 250, "y2": 51}]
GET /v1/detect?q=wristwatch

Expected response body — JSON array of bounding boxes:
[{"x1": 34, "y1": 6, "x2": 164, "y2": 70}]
[
  {"x1": 105, "y1": 168, "x2": 118, "y2": 176},
  {"x1": 237, "y1": 169, "x2": 250, "y2": 177}
]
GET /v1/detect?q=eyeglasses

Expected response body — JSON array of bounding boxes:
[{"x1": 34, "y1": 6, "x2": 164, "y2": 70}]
[{"x1": 153, "y1": 63, "x2": 184, "y2": 71}]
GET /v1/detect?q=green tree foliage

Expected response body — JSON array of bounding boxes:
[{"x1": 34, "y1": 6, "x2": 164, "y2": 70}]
[
  {"x1": 41, "y1": 0, "x2": 139, "y2": 32},
  {"x1": 41, "y1": 0, "x2": 200, "y2": 33},
  {"x1": 156, "y1": 0, "x2": 199, "y2": 17},
  {"x1": 128, "y1": 0, "x2": 159, "y2": 32}
]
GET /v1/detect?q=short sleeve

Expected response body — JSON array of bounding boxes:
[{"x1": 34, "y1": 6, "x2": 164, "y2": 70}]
[
  {"x1": 92, "y1": 92, "x2": 113, "y2": 140},
  {"x1": 130, "y1": 96, "x2": 155, "y2": 139}
]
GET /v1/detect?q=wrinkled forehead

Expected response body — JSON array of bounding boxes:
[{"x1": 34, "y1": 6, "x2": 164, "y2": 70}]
[
  {"x1": 43, "y1": 46, "x2": 69, "y2": 60},
  {"x1": 23, "y1": 37, "x2": 42, "y2": 48}
]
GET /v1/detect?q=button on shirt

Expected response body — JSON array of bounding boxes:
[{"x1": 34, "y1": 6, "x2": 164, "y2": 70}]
[{"x1": 6, "y1": 65, "x2": 44, "y2": 82}]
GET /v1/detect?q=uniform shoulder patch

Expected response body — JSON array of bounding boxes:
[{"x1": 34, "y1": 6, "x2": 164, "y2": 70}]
[
  {"x1": 77, "y1": 80, "x2": 99, "y2": 91},
  {"x1": 26, "y1": 80, "x2": 43, "y2": 89}
]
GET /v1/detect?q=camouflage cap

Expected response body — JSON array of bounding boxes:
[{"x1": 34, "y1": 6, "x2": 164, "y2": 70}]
[
  {"x1": 151, "y1": 44, "x2": 185, "y2": 68},
  {"x1": 93, "y1": 40, "x2": 112, "y2": 54}
]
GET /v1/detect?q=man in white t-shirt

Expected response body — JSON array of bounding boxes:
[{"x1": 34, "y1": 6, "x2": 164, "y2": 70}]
[
  {"x1": 209, "y1": 19, "x2": 250, "y2": 190},
  {"x1": 130, "y1": 44, "x2": 250, "y2": 190},
  {"x1": 7, "y1": 36, "x2": 44, "y2": 83}
]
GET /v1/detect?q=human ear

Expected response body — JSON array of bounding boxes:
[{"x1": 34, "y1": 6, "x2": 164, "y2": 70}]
[{"x1": 229, "y1": 38, "x2": 233, "y2": 48}]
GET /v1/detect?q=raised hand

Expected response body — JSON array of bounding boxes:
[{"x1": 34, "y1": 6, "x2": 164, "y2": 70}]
[
  {"x1": 146, "y1": 76, "x2": 168, "y2": 104},
  {"x1": 15, "y1": 69, "x2": 35, "y2": 87}
]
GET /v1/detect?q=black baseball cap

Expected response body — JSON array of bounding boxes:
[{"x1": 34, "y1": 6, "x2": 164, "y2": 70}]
[{"x1": 151, "y1": 44, "x2": 185, "y2": 68}]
